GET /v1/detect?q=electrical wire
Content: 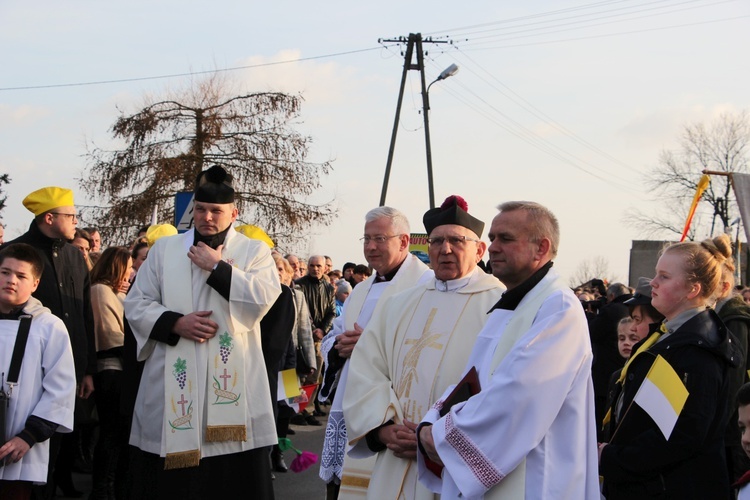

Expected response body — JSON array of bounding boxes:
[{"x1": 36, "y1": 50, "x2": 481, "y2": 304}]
[
  {"x1": 0, "y1": 46, "x2": 389, "y2": 92},
  {"x1": 424, "y1": 58, "x2": 643, "y2": 194}
]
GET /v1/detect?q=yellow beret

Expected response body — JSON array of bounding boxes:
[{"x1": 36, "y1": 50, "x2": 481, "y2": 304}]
[
  {"x1": 235, "y1": 224, "x2": 274, "y2": 248},
  {"x1": 146, "y1": 224, "x2": 178, "y2": 247},
  {"x1": 22, "y1": 187, "x2": 75, "y2": 216}
]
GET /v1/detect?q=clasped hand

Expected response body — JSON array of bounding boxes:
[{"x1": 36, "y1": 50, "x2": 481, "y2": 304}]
[{"x1": 379, "y1": 419, "x2": 419, "y2": 459}]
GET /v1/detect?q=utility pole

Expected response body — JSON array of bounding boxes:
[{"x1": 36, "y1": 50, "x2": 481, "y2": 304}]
[{"x1": 378, "y1": 33, "x2": 450, "y2": 209}]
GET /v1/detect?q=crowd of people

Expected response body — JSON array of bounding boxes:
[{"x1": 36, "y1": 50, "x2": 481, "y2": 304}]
[{"x1": 3, "y1": 165, "x2": 750, "y2": 499}]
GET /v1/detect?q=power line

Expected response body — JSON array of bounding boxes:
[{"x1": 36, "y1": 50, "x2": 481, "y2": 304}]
[
  {"x1": 0, "y1": 46, "x2": 387, "y2": 92},
  {"x1": 457, "y1": 14, "x2": 749, "y2": 51},
  {"x1": 451, "y1": 48, "x2": 635, "y2": 172},
  {"x1": 456, "y1": 0, "x2": 736, "y2": 46},
  {"x1": 425, "y1": 0, "x2": 634, "y2": 36},
  {"x1": 425, "y1": 59, "x2": 641, "y2": 193},
  {"x1": 435, "y1": 0, "x2": 717, "y2": 40}
]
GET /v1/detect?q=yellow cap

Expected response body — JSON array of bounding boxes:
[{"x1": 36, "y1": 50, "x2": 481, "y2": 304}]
[
  {"x1": 235, "y1": 224, "x2": 274, "y2": 248},
  {"x1": 22, "y1": 187, "x2": 75, "y2": 216},
  {"x1": 146, "y1": 224, "x2": 178, "y2": 247}
]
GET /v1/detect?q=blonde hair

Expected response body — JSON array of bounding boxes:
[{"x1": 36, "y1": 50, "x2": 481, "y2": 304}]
[
  {"x1": 661, "y1": 234, "x2": 733, "y2": 299},
  {"x1": 272, "y1": 254, "x2": 293, "y2": 283}
]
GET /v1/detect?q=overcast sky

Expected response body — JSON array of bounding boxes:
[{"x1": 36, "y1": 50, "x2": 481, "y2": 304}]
[{"x1": 2, "y1": 0, "x2": 749, "y2": 284}]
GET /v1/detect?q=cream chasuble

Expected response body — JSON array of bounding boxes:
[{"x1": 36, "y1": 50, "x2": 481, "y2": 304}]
[
  {"x1": 343, "y1": 268, "x2": 504, "y2": 500},
  {"x1": 125, "y1": 228, "x2": 281, "y2": 464},
  {"x1": 320, "y1": 255, "x2": 431, "y2": 494}
]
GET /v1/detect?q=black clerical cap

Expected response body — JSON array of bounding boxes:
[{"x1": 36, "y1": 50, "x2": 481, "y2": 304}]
[
  {"x1": 423, "y1": 195, "x2": 485, "y2": 237},
  {"x1": 194, "y1": 165, "x2": 235, "y2": 204}
]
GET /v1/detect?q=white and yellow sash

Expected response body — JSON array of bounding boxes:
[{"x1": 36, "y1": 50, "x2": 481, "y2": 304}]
[{"x1": 162, "y1": 234, "x2": 247, "y2": 469}]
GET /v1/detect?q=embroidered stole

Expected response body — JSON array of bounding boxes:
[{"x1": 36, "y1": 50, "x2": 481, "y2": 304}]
[
  {"x1": 483, "y1": 274, "x2": 564, "y2": 499},
  {"x1": 336, "y1": 280, "x2": 386, "y2": 498},
  {"x1": 162, "y1": 234, "x2": 247, "y2": 469},
  {"x1": 339, "y1": 258, "x2": 429, "y2": 498}
]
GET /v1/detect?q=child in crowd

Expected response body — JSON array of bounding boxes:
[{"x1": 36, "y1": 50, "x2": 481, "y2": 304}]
[
  {"x1": 616, "y1": 317, "x2": 637, "y2": 359},
  {"x1": 0, "y1": 244, "x2": 76, "y2": 500},
  {"x1": 735, "y1": 383, "x2": 750, "y2": 498}
]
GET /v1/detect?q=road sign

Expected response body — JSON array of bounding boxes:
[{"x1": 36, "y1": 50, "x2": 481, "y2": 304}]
[{"x1": 175, "y1": 192, "x2": 195, "y2": 233}]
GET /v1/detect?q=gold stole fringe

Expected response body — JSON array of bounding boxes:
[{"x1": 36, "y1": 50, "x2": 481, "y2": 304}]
[
  {"x1": 165, "y1": 450, "x2": 201, "y2": 470},
  {"x1": 205, "y1": 425, "x2": 247, "y2": 442}
]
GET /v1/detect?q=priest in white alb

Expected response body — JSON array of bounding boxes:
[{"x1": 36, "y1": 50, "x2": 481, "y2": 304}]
[
  {"x1": 342, "y1": 195, "x2": 504, "y2": 500},
  {"x1": 417, "y1": 201, "x2": 600, "y2": 499},
  {"x1": 318, "y1": 206, "x2": 432, "y2": 499},
  {"x1": 124, "y1": 165, "x2": 281, "y2": 499}
]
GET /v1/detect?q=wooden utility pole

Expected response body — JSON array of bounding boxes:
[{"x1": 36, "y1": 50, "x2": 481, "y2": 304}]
[{"x1": 379, "y1": 33, "x2": 449, "y2": 209}]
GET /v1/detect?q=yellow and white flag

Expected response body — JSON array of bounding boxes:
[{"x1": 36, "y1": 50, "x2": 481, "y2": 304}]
[{"x1": 633, "y1": 355, "x2": 689, "y2": 439}]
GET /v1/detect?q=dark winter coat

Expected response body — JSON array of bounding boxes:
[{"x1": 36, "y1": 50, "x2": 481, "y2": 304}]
[
  {"x1": 590, "y1": 293, "x2": 632, "y2": 436},
  {"x1": 718, "y1": 295, "x2": 750, "y2": 482},
  {"x1": 2, "y1": 222, "x2": 95, "y2": 382},
  {"x1": 600, "y1": 309, "x2": 742, "y2": 499},
  {"x1": 294, "y1": 274, "x2": 335, "y2": 334}
]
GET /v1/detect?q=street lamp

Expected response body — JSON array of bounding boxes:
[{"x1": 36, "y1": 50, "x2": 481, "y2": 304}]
[
  {"x1": 428, "y1": 63, "x2": 459, "y2": 93},
  {"x1": 422, "y1": 63, "x2": 459, "y2": 208}
]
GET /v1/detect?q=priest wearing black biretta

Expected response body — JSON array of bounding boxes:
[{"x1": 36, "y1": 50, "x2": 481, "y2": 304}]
[{"x1": 123, "y1": 165, "x2": 281, "y2": 499}]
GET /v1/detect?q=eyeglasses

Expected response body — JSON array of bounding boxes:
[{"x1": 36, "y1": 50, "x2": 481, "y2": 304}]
[
  {"x1": 359, "y1": 235, "x2": 401, "y2": 245},
  {"x1": 50, "y1": 212, "x2": 79, "y2": 221},
  {"x1": 426, "y1": 235, "x2": 480, "y2": 248}
]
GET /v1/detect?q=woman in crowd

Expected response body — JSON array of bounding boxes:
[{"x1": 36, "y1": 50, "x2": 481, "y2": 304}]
[
  {"x1": 270, "y1": 254, "x2": 315, "y2": 472},
  {"x1": 130, "y1": 239, "x2": 149, "y2": 282},
  {"x1": 602, "y1": 277, "x2": 665, "y2": 440},
  {"x1": 72, "y1": 228, "x2": 94, "y2": 270},
  {"x1": 715, "y1": 259, "x2": 750, "y2": 483},
  {"x1": 599, "y1": 235, "x2": 742, "y2": 499},
  {"x1": 88, "y1": 247, "x2": 132, "y2": 499}
]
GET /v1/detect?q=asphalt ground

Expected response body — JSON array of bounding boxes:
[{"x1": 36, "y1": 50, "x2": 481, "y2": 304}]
[{"x1": 68, "y1": 412, "x2": 330, "y2": 499}]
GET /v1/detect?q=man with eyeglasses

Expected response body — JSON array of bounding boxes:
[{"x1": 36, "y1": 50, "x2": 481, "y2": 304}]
[
  {"x1": 317, "y1": 206, "x2": 432, "y2": 499},
  {"x1": 416, "y1": 201, "x2": 599, "y2": 499},
  {"x1": 343, "y1": 195, "x2": 504, "y2": 499},
  {"x1": 1, "y1": 186, "x2": 95, "y2": 498}
]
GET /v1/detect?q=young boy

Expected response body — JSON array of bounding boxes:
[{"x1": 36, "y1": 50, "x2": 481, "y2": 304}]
[
  {"x1": 616, "y1": 316, "x2": 639, "y2": 359},
  {"x1": 0, "y1": 244, "x2": 76, "y2": 499}
]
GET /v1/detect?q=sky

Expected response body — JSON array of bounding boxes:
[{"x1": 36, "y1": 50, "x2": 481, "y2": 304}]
[{"x1": 1, "y1": 0, "x2": 749, "y2": 285}]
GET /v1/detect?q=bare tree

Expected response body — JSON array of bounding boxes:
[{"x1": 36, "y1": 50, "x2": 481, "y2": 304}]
[
  {"x1": 568, "y1": 256, "x2": 618, "y2": 288},
  {"x1": 82, "y1": 75, "x2": 336, "y2": 246},
  {"x1": 625, "y1": 111, "x2": 749, "y2": 240},
  {"x1": 0, "y1": 173, "x2": 10, "y2": 220}
]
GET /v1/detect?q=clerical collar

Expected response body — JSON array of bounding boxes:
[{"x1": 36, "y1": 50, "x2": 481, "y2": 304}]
[
  {"x1": 435, "y1": 269, "x2": 476, "y2": 292},
  {"x1": 489, "y1": 261, "x2": 554, "y2": 312},
  {"x1": 374, "y1": 259, "x2": 404, "y2": 283},
  {"x1": 193, "y1": 225, "x2": 230, "y2": 250},
  {"x1": 0, "y1": 301, "x2": 29, "y2": 320}
]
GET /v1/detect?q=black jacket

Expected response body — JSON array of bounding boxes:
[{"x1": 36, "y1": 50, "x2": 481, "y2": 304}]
[
  {"x1": 2, "y1": 222, "x2": 96, "y2": 382},
  {"x1": 600, "y1": 309, "x2": 742, "y2": 499},
  {"x1": 590, "y1": 293, "x2": 632, "y2": 435},
  {"x1": 718, "y1": 295, "x2": 750, "y2": 482},
  {"x1": 294, "y1": 275, "x2": 335, "y2": 334}
]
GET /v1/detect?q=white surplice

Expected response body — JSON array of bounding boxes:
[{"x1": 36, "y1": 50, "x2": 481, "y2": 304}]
[
  {"x1": 318, "y1": 254, "x2": 432, "y2": 490},
  {"x1": 124, "y1": 228, "x2": 281, "y2": 459},
  {"x1": 343, "y1": 268, "x2": 504, "y2": 500},
  {"x1": 0, "y1": 298, "x2": 76, "y2": 483},
  {"x1": 418, "y1": 269, "x2": 600, "y2": 499}
]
